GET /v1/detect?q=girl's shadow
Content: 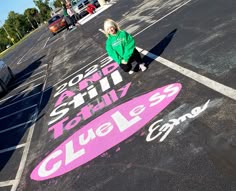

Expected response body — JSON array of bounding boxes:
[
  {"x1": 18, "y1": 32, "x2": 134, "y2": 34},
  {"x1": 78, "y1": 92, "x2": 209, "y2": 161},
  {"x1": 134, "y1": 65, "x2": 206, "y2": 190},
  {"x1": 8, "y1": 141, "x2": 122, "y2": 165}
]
[{"x1": 133, "y1": 29, "x2": 177, "y2": 71}]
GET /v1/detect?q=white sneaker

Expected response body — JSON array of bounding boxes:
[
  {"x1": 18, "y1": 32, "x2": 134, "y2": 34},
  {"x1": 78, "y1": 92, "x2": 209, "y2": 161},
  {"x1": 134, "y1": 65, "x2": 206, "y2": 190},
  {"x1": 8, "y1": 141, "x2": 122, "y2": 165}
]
[
  {"x1": 140, "y1": 64, "x2": 147, "y2": 72},
  {"x1": 128, "y1": 70, "x2": 134, "y2": 74}
]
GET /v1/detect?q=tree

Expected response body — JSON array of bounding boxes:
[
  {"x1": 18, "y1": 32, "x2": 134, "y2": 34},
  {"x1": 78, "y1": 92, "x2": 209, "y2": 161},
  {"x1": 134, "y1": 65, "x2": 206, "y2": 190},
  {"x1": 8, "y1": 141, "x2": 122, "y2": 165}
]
[
  {"x1": 0, "y1": 28, "x2": 11, "y2": 51},
  {"x1": 24, "y1": 8, "x2": 40, "y2": 28},
  {"x1": 4, "y1": 11, "x2": 32, "y2": 43},
  {"x1": 0, "y1": 5, "x2": 40, "y2": 52},
  {"x1": 33, "y1": 0, "x2": 52, "y2": 22},
  {"x1": 53, "y1": 0, "x2": 63, "y2": 8}
]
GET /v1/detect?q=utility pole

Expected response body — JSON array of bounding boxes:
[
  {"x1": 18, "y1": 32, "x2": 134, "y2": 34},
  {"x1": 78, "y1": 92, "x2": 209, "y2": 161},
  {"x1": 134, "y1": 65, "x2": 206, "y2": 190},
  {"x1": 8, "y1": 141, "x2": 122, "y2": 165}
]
[
  {"x1": 34, "y1": 18, "x2": 40, "y2": 27},
  {"x1": 0, "y1": 20, "x2": 15, "y2": 45},
  {"x1": 15, "y1": 27, "x2": 23, "y2": 39},
  {"x1": 27, "y1": 17, "x2": 35, "y2": 29}
]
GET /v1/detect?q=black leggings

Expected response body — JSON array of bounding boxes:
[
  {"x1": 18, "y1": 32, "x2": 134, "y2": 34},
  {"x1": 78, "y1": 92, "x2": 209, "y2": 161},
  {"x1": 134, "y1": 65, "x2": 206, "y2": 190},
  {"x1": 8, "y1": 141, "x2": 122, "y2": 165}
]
[
  {"x1": 70, "y1": 15, "x2": 77, "y2": 26},
  {"x1": 119, "y1": 48, "x2": 143, "y2": 72}
]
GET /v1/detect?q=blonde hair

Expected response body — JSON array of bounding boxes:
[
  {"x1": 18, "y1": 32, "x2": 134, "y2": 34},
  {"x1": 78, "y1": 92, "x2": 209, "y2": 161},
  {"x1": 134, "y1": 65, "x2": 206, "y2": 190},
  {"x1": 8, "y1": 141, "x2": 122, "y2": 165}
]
[{"x1": 103, "y1": 19, "x2": 120, "y2": 36}]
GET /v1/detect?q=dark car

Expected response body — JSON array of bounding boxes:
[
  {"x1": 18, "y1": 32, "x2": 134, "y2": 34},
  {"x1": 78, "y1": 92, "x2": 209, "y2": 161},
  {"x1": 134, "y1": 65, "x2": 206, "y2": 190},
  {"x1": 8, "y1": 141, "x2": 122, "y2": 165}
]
[
  {"x1": 0, "y1": 60, "x2": 14, "y2": 95},
  {"x1": 48, "y1": 15, "x2": 68, "y2": 35}
]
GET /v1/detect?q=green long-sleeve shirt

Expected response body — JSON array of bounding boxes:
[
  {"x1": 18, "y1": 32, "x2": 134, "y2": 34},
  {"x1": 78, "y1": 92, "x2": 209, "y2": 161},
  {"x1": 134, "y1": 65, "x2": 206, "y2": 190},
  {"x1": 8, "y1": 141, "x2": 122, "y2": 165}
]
[{"x1": 105, "y1": 30, "x2": 135, "y2": 64}]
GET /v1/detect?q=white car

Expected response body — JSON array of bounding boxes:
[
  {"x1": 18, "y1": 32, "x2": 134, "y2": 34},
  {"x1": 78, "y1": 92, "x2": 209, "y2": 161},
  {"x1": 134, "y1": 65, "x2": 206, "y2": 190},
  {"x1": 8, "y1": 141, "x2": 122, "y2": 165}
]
[
  {"x1": 0, "y1": 60, "x2": 14, "y2": 94},
  {"x1": 71, "y1": 0, "x2": 100, "y2": 19}
]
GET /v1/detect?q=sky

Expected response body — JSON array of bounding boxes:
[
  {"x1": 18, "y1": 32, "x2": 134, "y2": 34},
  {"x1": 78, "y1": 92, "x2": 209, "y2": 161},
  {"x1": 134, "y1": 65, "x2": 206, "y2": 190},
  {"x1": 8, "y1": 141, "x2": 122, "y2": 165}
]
[{"x1": 0, "y1": 0, "x2": 37, "y2": 25}]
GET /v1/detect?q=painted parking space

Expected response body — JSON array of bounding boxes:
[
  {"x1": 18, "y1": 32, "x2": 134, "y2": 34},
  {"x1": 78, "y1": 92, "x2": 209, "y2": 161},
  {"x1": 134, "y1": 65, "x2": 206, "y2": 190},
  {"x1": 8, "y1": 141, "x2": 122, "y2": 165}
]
[
  {"x1": 0, "y1": 0, "x2": 236, "y2": 190},
  {"x1": 22, "y1": 46, "x2": 235, "y2": 190},
  {"x1": 0, "y1": 54, "x2": 51, "y2": 190}
]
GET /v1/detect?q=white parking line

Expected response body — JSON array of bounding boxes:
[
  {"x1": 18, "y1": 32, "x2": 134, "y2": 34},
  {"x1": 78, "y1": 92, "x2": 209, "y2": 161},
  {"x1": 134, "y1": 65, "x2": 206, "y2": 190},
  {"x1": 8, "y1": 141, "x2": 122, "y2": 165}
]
[
  {"x1": 0, "y1": 180, "x2": 16, "y2": 187},
  {"x1": 11, "y1": 110, "x2": 38, "y2": 191},
  {"x1": 0, "y1": 144, "x2": 26, "y2": 154},
  {"x1": 16, "y1": 70, "x2": 46, "y2": 82},
  {"x1": 0, "y1": 83, "x2": 43, "y2": 104},
  {"x1": 16, "y1": 46, "x2": 35, "y2": 65},
  {"x1": 0, "y1": 104, "x2": 37, "y2": 120},
  {"x1": 17, "y1": 83, "x2": 43, "y2": 94},
  {"x1": 137, "y1": 47, "x2": 236, "y2": 100},
  {"x1": 0, "y1": 92, "x2": 40, "y2": 111},
  {"x1": 44, "y1": 36, "x2": 61, "y2": 48},
  {"x1": 12, "y1": 81, "x2": 43, "y2": 92},
  {"x1": 10, "y1": 75, "x2": 46, "y2": 89},
  {"x1": 43, "y1": 37, "x2": 50, "y2": 48},
  {"x1": 133, "y1": 0, "x2": 192, "y2": 37},
  {"x1": 0, "y1": 121, "x2": 33, "y2": 134}
]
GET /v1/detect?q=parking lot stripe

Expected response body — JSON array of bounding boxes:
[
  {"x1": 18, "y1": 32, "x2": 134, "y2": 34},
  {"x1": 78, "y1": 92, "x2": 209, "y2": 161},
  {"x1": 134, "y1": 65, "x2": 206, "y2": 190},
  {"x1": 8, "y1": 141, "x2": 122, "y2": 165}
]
[
  {"x1": 138, "y1": 47, "x2": 236, "y2": 100},
  {"x1": 133, "y1": 0, "x2": 192, "y2": 37},
  {"x1": 10, "y1": 75, "x2": 46, "y2": 89},
  {"x1": 43, "y1": 37, "x2": 50, "y2": 48},
  {"x1": 0, "y1": 104, "x2": 37, "y2": 120},
  {"x1": 0, "y1": 92, "x2": 40, "y2": 111},
  {"x1": 0, "y1": 121, "x2": 33, "y2": 134},
  {"x1": 0, "y1": 144, "x2": 25, "y2": 154},
  {"x1": 0, "y1": 84, "x2": 42, "y2": 104},
  {"x1": 0, "y1": 180, "x2": 16, "y2": 187},
  {"x1": 16, "y1": 70, "x2": 46, "y2": 82},
  {"x1": 11, "y1": 110, "x2": 37, "y2": 191},
  {"x1": 16, "y1": 46, "x2": 35, "y2": 65}
]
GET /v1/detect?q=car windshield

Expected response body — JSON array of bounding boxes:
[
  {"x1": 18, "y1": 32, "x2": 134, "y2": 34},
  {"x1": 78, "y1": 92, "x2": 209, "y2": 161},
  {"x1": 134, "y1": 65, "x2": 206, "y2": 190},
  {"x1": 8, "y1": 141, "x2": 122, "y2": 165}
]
[
  {"x1": 48, "y1": 15, "x2": 61, "y2": 25},
  {"x1": 71, "y1": 0, "x2": 78, "y2": 6}
]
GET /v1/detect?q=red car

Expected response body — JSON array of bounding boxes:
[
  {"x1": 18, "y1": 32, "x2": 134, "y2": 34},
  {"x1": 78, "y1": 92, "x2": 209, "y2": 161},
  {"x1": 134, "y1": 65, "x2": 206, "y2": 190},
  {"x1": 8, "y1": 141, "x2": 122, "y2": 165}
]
[{"x1": 48, "y1": 15, "x2": 68, "y2": 35}]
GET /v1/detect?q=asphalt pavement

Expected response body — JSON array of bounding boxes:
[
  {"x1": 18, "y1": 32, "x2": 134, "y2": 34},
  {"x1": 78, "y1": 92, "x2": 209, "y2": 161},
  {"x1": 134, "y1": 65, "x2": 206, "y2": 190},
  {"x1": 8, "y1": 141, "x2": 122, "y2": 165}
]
[{"x1": 0, "y1": 0, "x2": 235, "y2": 190}]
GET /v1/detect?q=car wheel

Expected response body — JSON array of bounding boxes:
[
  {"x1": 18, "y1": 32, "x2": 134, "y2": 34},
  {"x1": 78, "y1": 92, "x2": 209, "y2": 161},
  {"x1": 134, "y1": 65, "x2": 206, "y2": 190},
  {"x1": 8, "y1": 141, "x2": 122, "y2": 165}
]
[
  {"x1": 7, "y1": 66, "x2": 15, "y2": 80},
  {"x1": 95, "y1": 2, "x2": 100, "y2": 7},
  {"x1": 78, "y1": 14, "x2": 82, "y2": 19},
  {"x1": 0, "y1": 79, "x2": 8, "y2": 94}
]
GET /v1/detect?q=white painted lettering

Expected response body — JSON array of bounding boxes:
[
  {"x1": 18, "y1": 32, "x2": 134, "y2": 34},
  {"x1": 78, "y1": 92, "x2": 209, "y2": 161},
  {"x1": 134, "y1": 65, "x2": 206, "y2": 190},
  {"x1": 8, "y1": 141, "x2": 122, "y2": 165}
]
[
  {"x1": 164, "y1": 84, "x2": 180, "y2": 97},
  {"x1": 54, "y1": 83, "x2": 68, "y2": 97},
  {"x1": 38, "y1": 150, "x2": 62, "y2": 177},
  {"x1": 96, "y1": 122, "x2": 113, "y2": 137},
  {"x1": 130, "y1": 105, "x2": 145, "y2": 116},
  {"x1": 100, "y1": 57, "x2": 113, "y2": 67},
  {"x1": 146, "y1": 119, "x2": 163, "y2": 142},
  {"x1": 79, "y1": 128, "x2": 96, "y2": 145},
  {"x1": 65, "y1": 141, "x2": 85, "y2": 165},
  {"x1": 112, "y1": 111, "x2": 141, "y2": 132},
  {"x1": 68, "y1": 92, "x2": 87, "y2": 108},
  {"x1": 87, "y1": 85, "x2": 98, "y2": 99},
  {"x1": 68, "y1": 74, "x2": 84, "y2": 87},
  {"x1": 146, "y1": 100, "x2": 210, "y2": 143},
  {"x1": 149, "y1": 92, "x2": 166, "y2": 107},
  {"x1": 99, "y1": 77, "x2": 110, "y2": 92},
  {"x1": 48, "y1": 103, "x2": 69, "y2": 125},
  {"x1": 84, "y1": 64, "x2": 99, "y2": 78}
]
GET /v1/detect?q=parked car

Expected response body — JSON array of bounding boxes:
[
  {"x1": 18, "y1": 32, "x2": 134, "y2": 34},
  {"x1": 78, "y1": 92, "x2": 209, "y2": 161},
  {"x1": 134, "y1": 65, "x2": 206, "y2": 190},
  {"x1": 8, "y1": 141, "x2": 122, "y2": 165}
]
[
  {"x1": 71, "y1": 0, "x2": 100, "y2": 19},
  {"x1": 48, "y1": 15, "x2": 68, "y2": 35},
  {"x1": 0, "y1": 60, "x2": 14, "y2": 95}
]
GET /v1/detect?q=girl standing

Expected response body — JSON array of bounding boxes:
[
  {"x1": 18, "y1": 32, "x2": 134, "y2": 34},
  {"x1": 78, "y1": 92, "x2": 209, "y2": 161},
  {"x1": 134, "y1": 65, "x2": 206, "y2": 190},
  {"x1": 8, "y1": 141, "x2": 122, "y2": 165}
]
[{"x1": 67, "y1": 6, "x2": 77, "y2": 27}]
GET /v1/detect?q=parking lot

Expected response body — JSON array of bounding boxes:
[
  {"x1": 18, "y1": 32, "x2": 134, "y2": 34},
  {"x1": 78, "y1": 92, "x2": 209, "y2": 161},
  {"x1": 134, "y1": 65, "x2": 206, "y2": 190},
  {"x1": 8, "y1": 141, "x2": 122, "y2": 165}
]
[{"x1": 0, "y1": 0, "x2": 235, "y2": 190}]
